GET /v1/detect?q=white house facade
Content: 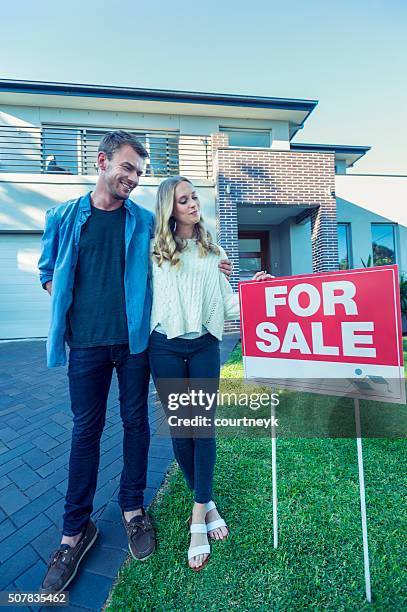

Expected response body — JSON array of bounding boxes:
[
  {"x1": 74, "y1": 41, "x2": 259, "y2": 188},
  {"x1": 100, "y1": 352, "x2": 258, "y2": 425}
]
[{"x1": 0, "y1": 79, "x2": 406, "y2": 339}]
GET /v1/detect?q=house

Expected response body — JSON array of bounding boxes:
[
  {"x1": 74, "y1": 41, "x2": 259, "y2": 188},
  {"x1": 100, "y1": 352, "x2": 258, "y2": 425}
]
[{"x1": 0, "y1": 79, "x2": 406, "y2": 339}]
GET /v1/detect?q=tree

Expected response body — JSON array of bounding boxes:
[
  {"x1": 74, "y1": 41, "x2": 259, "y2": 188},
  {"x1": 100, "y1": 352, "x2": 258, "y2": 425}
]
[{"x1": 372, "y1": 243, "x2": 395, "y2": 266}]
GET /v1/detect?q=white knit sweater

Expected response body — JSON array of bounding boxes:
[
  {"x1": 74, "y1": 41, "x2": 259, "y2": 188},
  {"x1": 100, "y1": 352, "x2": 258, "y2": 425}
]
[{"x1": 150, "y1": 239, "x2": 239, "y2": 340}]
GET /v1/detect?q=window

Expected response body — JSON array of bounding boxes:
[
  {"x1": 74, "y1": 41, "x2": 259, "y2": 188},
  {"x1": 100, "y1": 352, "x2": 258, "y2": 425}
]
[
  {"x1": 41, "y1": 125, "x2": 180, "y2": 176},
  {"x1": 337, "y1": 223, "x2": 352, "y2": 270},
  {"x1": 83, "y1": 130, "x2": 179, "y2": 176},
  {"x1": 144, "y1": 132, "x2": 179, "y2": 176},
  {"x1": 222, "y1": 128, "x2": 271, "y2": 148},
  {"x1": 82, "y1": 130, "x2": 104, "y2": 174},
  {"x1": 371, "y1": 224, "x2": 396, "y2": 266},
  {"x1": 42, "y1": 127, "x2": 80, "y2": 174}
]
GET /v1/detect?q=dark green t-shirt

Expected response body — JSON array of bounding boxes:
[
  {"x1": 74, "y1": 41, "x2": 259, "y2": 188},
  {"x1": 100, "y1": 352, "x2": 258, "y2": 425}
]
[{"x1": 67, "y1": 204, "x2": 128, "y2": 348}]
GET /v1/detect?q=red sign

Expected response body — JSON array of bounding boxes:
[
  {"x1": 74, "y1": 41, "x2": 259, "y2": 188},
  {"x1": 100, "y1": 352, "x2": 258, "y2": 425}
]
[{"x1": 239, "y1": 266, "x2": 405, "y2": 403}]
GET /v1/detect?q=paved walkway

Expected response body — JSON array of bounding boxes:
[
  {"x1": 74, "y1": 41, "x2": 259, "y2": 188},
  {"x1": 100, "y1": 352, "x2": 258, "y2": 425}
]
[{"x1": 0, "y1": 334, "x2": 239, "y2": 611}]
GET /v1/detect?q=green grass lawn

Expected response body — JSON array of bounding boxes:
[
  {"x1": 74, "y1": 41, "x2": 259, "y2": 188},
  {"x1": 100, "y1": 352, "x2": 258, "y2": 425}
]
[{"x1": 107, "y1": 340, "x2": 407, "y2": 611}]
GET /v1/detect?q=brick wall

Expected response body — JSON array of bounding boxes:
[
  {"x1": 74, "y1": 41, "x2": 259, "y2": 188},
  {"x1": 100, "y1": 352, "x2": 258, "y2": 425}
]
[
  {"x1": 213, "y1": 141, "x2": 338, "y2": 286},
  {"x1": 212, "y1": 138, "x2": 338, "y2": 331}
]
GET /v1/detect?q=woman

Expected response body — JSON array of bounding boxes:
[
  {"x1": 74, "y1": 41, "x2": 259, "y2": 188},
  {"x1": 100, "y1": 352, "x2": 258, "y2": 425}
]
[{"x1": 149, "y1": 176, "x2": 270, "y2": 571}]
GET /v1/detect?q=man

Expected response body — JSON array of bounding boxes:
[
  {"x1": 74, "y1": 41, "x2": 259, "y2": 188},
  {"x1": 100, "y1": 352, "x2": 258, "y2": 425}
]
[{"x1": 38, "y1": 131, "x2": 231, "y2": 593}]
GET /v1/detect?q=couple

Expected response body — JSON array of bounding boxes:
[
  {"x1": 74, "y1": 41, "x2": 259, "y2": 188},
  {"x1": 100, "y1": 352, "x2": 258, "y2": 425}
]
[{"x1": 38, "y1": 130, "x2": 269, "y2": 592}]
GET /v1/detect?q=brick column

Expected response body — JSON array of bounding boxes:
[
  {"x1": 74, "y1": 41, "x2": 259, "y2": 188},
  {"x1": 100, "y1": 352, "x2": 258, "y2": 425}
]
[
  {"x1": 211, "y1": 133, "x2": 240, "y2": 291},
  {"x1": 212, "y1": 132, "x2": 240, "y2": 331},
  {"x1": 310, "y1": 203, "x2": 339, "y2": 272},
  {"x1": 211, "y1": 132, "x2": 229, "y2": 154}
]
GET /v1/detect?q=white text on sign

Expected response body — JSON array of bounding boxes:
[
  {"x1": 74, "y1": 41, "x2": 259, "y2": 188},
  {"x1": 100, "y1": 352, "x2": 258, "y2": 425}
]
[{"x1": 256, "y1": 282, "x2": 376, "y2": 358}]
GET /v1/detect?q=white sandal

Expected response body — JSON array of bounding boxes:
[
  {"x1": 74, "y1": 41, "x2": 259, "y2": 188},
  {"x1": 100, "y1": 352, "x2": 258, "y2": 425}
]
[
  {"x1": 188, "y1": 522, "x2": 210, "y2": 571},
  {"x1": 205, "y1": 500, "x2": 229, "y2": 537}
]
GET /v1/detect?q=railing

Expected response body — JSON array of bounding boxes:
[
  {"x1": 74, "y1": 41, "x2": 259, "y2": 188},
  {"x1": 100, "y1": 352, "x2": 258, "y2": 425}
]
[{"x1": 0, "y1": 125, "x2": 213, "y2": 179}]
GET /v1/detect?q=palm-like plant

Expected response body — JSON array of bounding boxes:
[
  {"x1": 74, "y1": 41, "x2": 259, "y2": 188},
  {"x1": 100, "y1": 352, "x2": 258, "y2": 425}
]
[
  {"x1": 399, "y1": 273, "x2": 407, "y2": 317},
  {"x1": 360, "y1": 257, "x2": 406, "y2": 322}
]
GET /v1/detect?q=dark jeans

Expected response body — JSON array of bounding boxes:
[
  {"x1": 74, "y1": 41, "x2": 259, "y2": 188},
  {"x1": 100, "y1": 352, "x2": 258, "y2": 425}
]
[
  {"x1": 63, "y1": 344, "x2": 150, "y2": 536},
  {"x1": 149, "y1": 330, "x2": 220, "y2": 504}
]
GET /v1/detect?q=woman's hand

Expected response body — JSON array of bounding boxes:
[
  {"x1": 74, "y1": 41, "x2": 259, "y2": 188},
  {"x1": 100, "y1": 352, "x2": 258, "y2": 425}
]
[{"x1": 252, "y1": 270, "x2": 274, "y2": 282}]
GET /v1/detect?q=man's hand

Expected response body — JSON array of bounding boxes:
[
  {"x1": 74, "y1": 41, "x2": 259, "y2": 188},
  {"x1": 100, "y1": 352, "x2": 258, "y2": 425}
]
[
  {"x1": 252, "y1": 271, "x2": 274, "y2": 282},
  {"x1": 218, "y1": 259, "x2": 233, "y2": 279},
  {"x1": 45, "y1": 281, "x2": 53, "y2": 296}
]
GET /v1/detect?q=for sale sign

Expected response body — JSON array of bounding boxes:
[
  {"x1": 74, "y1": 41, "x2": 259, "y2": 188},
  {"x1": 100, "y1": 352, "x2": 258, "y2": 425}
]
[{"x1": 239, "y1": 265, "x2": 405, "y2": 403}]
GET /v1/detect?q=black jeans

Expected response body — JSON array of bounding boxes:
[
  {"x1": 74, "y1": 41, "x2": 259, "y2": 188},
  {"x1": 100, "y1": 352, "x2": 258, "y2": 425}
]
[
  {"x1": 149, "y1": 331, "x2": 220, "y2": 504},
  {"x1": 63, "y1": 344, "x2": 150, "y2": 536}
]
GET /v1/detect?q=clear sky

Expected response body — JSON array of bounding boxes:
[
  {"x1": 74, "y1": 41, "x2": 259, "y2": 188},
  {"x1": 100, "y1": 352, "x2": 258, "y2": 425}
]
[{"x1": 1, "y1": 0, "x2": 406, "y2": 173}]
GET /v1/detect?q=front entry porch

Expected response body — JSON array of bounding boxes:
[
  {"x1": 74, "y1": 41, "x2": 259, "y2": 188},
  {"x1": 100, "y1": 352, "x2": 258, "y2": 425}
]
[{"x1": 237, "y1": 204, "x2": 318, "y2": 281}]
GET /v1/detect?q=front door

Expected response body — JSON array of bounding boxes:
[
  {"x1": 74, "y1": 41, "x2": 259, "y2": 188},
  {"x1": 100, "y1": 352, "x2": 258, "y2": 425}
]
[{"x1": 238, "y1": 231, "x2": 269, "y2": 281}]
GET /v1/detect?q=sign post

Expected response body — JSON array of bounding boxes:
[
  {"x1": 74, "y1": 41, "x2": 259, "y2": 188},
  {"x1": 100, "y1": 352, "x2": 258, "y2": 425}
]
[
  {"x1": 271, "y1": 398, "x2": 278, "y2": 549},
  {"x1": 354, "y1": 397, "x2": 372, "y2": 603},
  {"x1": 239, "y1": 265, "x2": 405, "y2": 601}
]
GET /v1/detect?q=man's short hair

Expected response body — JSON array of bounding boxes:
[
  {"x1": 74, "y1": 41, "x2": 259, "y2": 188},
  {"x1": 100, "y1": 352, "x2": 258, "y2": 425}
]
[{"x1": 98, "y1": 130, "x2": 149, "y2": 160}]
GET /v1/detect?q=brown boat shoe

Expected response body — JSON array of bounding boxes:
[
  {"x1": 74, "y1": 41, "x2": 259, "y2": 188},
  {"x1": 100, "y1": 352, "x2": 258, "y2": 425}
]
[
  {"x1": 40, "y1": 519, "x2": 98, "y2": 594},
  {"x1": 122, "y1": 509, "x2": 156, "y2": 561}
]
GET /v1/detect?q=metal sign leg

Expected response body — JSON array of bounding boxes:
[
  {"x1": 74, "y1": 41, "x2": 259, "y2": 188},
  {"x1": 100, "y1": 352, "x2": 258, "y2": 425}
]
[
  {"x1": 271, "y1": 398, "x2": 278, "y2": 548},
  {"x1": 354, "y1": 398, "x2": 372, "y2": 603}
]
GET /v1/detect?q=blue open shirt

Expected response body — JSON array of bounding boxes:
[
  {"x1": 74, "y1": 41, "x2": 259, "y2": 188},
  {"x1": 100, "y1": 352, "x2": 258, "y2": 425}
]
[{"x1": 38, "y1": 192, "x2": 154, "y2": 367}]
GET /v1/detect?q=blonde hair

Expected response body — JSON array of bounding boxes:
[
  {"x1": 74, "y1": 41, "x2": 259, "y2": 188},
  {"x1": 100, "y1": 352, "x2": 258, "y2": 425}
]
[{"x1": 153, "y1": 176, "x2": 220, "y2": 267}]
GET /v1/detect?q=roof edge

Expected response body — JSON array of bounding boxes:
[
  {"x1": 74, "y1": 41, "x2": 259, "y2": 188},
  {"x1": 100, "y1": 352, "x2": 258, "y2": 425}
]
[
  {"x1": 0, "y1": 79, "x2": 318, "y2": 112},
  {"x1": 291, "y1": 143, "x2": 371, "y2": 153}
]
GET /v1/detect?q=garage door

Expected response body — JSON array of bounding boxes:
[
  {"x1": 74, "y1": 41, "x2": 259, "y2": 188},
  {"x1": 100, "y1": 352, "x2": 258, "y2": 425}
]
[{"x1": 0, "y1": 234, "x2": 51, "y2": 339}]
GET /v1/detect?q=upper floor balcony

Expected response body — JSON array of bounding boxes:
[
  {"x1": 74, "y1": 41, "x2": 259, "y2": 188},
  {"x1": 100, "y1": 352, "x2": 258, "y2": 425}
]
[{"x1": 0, "y1": 125, "x2": 213, "y2": 180}]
